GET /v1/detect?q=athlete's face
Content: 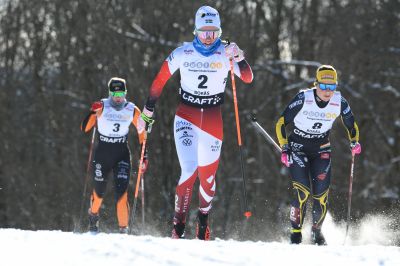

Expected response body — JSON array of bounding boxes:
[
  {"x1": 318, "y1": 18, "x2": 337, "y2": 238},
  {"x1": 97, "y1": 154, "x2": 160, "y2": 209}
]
[
  {"x1": 316, "y1": 83, "x2": 336, "y2": 102},
  {"x1": 110, "y1": 91, "x2": 126, "y2": 104},
  {"x1": 196, "y1": 26, "x2": 220, "y2": 46},
  {"x1": 111, "y1": 95, "x2": 126, "y2": 104}
]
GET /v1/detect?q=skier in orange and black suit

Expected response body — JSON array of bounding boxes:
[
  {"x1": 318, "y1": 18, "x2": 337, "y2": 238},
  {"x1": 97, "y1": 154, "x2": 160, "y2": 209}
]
[{"x1": 81, "y1": 77, "x2": 147, "y2": 234}]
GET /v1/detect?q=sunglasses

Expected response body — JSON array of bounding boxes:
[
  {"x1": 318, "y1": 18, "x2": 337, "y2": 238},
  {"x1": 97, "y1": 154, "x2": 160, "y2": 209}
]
[
  {"x1": 318, "y1": 83, "x2": 337, "y2": 91},
  {"x1": 110, "y1": 91, "x2": 126, "y2": 97},
  {"x1": 195, "y1": 29, "x2": 221, "y2": 39}
]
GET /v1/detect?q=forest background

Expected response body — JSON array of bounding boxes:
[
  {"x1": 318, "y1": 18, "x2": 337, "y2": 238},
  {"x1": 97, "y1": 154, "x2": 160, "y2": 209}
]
[{"x1": 0, "y1": 0, "x2": 399, "y2": 241}]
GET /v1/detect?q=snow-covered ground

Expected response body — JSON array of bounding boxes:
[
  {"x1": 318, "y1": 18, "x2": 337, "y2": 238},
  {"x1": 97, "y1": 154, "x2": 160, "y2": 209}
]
[
  {"x1": 1, "y1": 228, "x2": 399, "y2": 266},
  {"x1": 0, "y1": 229, "x2": 400, "y2": 266},
  {"x1": 2, "y1": 213, "x2": 400, "y2": 266}
]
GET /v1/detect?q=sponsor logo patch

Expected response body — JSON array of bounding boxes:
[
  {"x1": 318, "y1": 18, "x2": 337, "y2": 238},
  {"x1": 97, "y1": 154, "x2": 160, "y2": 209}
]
[
  {"x1": 183, "y1": 61, "x2": 223, "y2": 69},
  {"x1": 302, "y1": 110, "x2": 337, "y2": 119},
  {"x1": 317, "y1": 173, "x2": 327, "y2": 180},
  {"x1": 211, "y1": 140, "x2": 221, "y2": 152},
  {"x1": 182, "y1": 91, "x2": 222, "y2": 106},
  {"x1": 343, "y1": 106, "x2": 351, "y2": 115},
  {"x1": 289, "y1": 100, "x2": 303, "y2": 109},
  {"x1": 292, "y1": 153, "x2": 305, "y2": 168},
  {"x1": 321, "y1": 74, "x2": 334, "y2": 80},
  {"x1": 176, "y1": 121, "x2": 192, "y2": 128},
  {"x1": 99, "y1": 135, "x2": 127, "y2": 143},
  {"x1": 290, "y1": 207, "x2": 300, "y2": 224},
  {"x1": 321, "y1": 153, "x2": 330, "y2": 159},
  {"x1": 293, "y1": 128, "x2": 326, "y2": 139},
  {"x1": 182, "y1": 138, "x2": 192, "y2": 146},
  {"x1": 103, "y1": 112, "x2": 131, "y2": 121}
]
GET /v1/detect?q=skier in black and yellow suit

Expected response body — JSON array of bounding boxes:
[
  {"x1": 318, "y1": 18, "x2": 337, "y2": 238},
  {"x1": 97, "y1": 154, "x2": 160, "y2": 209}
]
[{"x1": 275, "y1": 65, "x2": 361, "y2": 245}]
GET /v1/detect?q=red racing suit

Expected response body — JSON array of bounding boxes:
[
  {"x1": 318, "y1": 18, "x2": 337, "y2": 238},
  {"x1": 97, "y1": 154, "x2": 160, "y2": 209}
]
[{"x1": 145, "y1": 41, "x2": 253, "y2": 224}]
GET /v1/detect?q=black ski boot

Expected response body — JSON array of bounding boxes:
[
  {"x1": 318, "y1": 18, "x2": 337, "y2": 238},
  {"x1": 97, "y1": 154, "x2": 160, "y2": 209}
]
[
  {"x1": 290, "y1": 230, "x2": 302, "y2": 244},
  {"x1": 171, "y1": 222, "x2": 185, "y2": 239},
  {"x1": 311, "y1": 227, "x2": 327, "y2": 245},
  {"x1": 119, "y1": 227, "x2": 128, "y2": 234},
  {"x1": 88, "y1": 211, "x2": 100, "y2": 233},
  {"x1": 196, "y1": 211, "x2": 210, "y2": 241}
]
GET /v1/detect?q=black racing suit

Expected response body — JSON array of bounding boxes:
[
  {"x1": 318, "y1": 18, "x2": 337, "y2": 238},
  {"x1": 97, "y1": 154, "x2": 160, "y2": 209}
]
[{"x1": 275, "y1": 89, "x2": 359, "y2": 231}]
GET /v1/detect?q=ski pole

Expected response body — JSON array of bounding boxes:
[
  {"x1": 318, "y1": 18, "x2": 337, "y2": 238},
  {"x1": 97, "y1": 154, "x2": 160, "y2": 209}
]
[
  {"x1": 78, "y1": 127, "x2": 96, "y2": 232},
  {"x1": 250, "y1": 114, "x2": 282, "y2": 153},
  {"x1": 129, "y1": 133, "x2": 148, "y2": 234},
  {"x1": 141, "y1": 172, "x2": 145, "y2": 233},
  {"x1": 344, "y1": 154, "x2": 355, "y2": 243},
  {"x1": 229, "y1": 58, "x2": 252, "y2": 219}
]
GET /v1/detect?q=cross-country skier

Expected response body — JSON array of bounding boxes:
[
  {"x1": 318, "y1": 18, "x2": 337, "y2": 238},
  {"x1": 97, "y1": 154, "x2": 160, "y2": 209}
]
[
  {"x1": 81, "y1": 77, "x2": 148, "y2": 234},
  {"x1": 137, "y1": 6, "x2": 253, "y2": 240},
  {"x1": 275, "y1": 65, "x2": 361, "y2": 245}
]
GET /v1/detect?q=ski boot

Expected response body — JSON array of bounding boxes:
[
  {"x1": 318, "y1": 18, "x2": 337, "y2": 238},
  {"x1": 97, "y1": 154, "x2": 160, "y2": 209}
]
[
  {"x1": 171, "y1": 222, "x2": 185, "y2": 239},
  {"x1": 196, "y1": 211, "x2": 210, "y2": 241},
  {"x1": 311, "y1": 227, "x2": 327, "y2": 245},
  {"x1": 88, "y1": 210, "x2": 100, "y2": 233},
  {"x1": 119, "y1": 227, "x2": 129, "y2": 234},
  {"x1": 290, "y1": 229, "x2": 302, "y2": 244}
]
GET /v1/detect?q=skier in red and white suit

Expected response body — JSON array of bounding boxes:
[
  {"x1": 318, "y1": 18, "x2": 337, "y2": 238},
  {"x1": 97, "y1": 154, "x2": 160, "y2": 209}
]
[{"x1": 138, "y1": 6, "x2": 253, "y2": 240}]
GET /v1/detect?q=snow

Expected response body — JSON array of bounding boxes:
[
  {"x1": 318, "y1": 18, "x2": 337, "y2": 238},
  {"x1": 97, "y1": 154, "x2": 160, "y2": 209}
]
[
  {"x1": 2, "y1": 213, "x2": 400, "y2": 266},
  {"x1": 0, "y1": 228, "x2": 399, "y2": 266}
]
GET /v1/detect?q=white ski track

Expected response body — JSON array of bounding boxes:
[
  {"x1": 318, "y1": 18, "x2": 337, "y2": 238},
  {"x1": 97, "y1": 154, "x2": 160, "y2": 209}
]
[{"x1": 1, "y1": 228, "x2": 399, "y2": 266}]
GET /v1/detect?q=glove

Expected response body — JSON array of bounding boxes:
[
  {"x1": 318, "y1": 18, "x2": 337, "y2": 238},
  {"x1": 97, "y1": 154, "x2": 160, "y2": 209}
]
[
  {"x1": 350, "y1": 141, "x2": 361, "y2": 156},
  {"x1": 138, "y1": 106, "x2": 155, "y2": 133},
  {"x1": 90, "y1": 101, "x2": 103, "y2": 112},
  {"x1": 281, "y1": 144, "x2": 291, "y2": 167},
  {"x1": 225, "y1": 43, "x2": 245, "y2": 62}
]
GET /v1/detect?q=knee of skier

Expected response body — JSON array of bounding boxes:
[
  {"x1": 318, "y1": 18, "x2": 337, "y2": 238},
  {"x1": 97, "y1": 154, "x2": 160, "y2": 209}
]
[
  {"x1": 180, "y1": 161, "x2": 198, "y2": 178},
  {"x1": 292, "y1": 182, "x2": 310, "y2": 203}
]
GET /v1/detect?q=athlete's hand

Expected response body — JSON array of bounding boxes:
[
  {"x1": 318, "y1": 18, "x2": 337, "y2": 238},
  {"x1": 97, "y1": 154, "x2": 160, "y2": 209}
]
[
  {"x1": 225, "y1": 43, "x2": 245, "y2": 62},
  {"x1": 350, "y1": 141, "x2": 361, "y2": 156},
  {"x1": 138, "y1": 106, "x2": 155, "y2": 133},
  {"x1": 281, "y1": 144, "x2": 291, "y2": 167},
  {"x1": 91, "y1": 101, "x2": 103, "y2": 112}
]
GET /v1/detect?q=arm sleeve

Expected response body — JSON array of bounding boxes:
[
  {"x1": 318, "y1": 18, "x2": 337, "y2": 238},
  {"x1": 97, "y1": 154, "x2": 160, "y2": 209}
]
[
  {"x1": 145, "y1": 60, "x2": 172, "y2": 110},
  {"x1": 81, "y1": 102, "x2": 104, "y2": 132},
  {"x1": 233, "y1": 59, "x2": 253, "y2": 83},
  {"x1": 340, "y1": 96, "x2": 360, "y2": 142},
  {"x1": 81, "y1": 112, "x2": 97, "y2": 132},
  {"x1": 145, "y1": 48, "x2": 180, "y2": 110},
  {"x1": 275, "y1": 92, "x2": 305, "y2": 147},
  {"x1": 132, "y1": 106, "x2": 145, "y2": 144}
]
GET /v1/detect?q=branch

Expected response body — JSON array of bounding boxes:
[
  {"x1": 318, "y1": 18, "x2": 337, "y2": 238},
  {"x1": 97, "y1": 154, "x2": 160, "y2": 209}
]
[{"x1": 108, "y1": 25, "x2": 179, "y2": 48}]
